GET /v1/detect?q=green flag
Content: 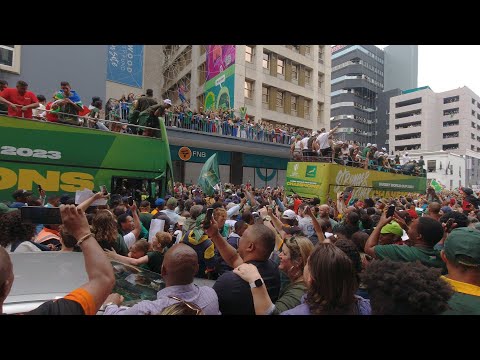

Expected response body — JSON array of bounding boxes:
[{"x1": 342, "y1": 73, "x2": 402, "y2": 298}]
[
  {"x1": 198, "y1": 153, "x2": 220, "y2": 196},
  {"x1": 430, "y1": 179, "x2": 443, "y2": 192}
]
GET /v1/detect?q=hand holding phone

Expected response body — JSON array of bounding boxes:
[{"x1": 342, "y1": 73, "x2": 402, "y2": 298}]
[
  {"x1": 203, "y1": 208, "x2": 214, "y2": 229},
  {"x1": 444, "y1": 218, "x2": 455, "y2": 232},
  {"x1": 386, "y1": 204, "x2": 395, "y2": 218},
  {"x1": 100, "y1": 185, "x2": 108, "y2": 195}
]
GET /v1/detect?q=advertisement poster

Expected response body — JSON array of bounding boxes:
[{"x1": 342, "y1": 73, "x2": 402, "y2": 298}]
[
  {"x1": 206, "y1": 45, "x2": 236, "y2": 81},
  {"x1": 204, "y1": 65, "x2": 235, "y2": 111},
  {"x1": 285, "y1": 162, "x2": 427, "y2": 202},
  {"x1": 107, "y1": 45, "x2": 144, "y2": 88}
]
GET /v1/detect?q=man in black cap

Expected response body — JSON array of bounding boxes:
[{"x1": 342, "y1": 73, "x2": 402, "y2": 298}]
[
  {"x1": 10, "y1": 189, "x2": 32, "y2": 208},
  {"x1": 441, "y1": 227, "x2": 480, "y2": 314}
]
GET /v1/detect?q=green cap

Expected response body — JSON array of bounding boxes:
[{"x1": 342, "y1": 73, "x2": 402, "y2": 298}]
[
  {"x1": 444, "y1": 227, "x2": 480, "y2": 266},
  {"x1": 0, "y1": 203, "x2": 17, "y2": 215},
  {"x1": 380, "y1": 221, "x2": 403, "y2": 236},
  {"x1": 167, "y1": 197, "x2": 177, "y2": 207}
]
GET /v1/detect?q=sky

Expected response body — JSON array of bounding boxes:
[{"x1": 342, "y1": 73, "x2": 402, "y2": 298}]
[{"x1": 376, "y1": 45, "x2": 480, "y2": 95}]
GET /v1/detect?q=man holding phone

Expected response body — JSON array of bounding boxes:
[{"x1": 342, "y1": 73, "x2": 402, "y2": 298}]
[
  {"x1": 10, "y1": 189, "x2": 33, "y2": 209},
  {"x1": 0, "y1": 205, "x2": 115, "y2": 315}
]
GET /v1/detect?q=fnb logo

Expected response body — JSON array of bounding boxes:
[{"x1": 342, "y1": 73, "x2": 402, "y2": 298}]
[{"x1": 305, "y1": 165, "x2": 317, "y2": 178}]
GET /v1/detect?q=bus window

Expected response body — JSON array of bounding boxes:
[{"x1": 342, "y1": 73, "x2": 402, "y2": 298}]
[{"x1": 111, "y1": 177, "x2": 153, "y2": 204}]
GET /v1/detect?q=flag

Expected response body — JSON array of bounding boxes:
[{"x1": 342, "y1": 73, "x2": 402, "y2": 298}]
[
  {"x1": 198, "y1": 153, "x2": 220, "y2": 196},
  {"x1": 430, "y1": 179, "x2": 443, "y2": 192}
]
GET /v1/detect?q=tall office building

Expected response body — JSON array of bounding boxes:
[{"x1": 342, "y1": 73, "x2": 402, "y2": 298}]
[
  {"x1": 161, "y1": 45, "x2": 331, "y2": 132},
  {"x1": 389, "y1": 86, "x2": 480, "y2": 155},
  {"x1": 330, "y1": 45, "x2": 418, "y2": 149}
]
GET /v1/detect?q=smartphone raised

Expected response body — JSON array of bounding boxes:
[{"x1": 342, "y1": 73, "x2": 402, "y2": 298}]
[
  {"x1": 386, "y1": 204, "x2": 395, "y2": 218},
  {"x1": 203, "y1": 208, "x2": 214, "y2": 229},
  {"x1": 37, "y1": 184, "x2": 43, "y2": 192},
  {"x1": 21, "y1": 206, "x2": 62, "y2": 224},
  {"x1": 100, "y1": 185, "x2": 108, "y2": 195},
  {"x1": 127, "y1": 196, "x2": 134, "y2": 206}
]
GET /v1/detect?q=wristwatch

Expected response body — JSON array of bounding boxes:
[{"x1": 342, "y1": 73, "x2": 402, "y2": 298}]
[{"x1": 249, "y1": 278, "x2": 264, "y2": 288}]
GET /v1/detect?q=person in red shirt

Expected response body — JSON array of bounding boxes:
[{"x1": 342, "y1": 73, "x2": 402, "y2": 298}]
[{"x1": 0, "y1": 80, "x2": 39, "y2": 119}]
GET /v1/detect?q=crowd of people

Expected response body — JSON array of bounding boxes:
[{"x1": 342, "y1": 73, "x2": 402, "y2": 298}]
[{"x1": 1, "y1": 180, "x2": 480, "y2": 315}]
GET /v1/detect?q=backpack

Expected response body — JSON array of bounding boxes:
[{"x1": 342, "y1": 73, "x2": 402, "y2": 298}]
[{"x1": 307, "y1": 136, "x2": 317, "y2": 151}]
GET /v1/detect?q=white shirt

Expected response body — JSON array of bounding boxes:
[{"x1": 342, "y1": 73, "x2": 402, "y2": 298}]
[
  {"x1": 298, "y1": 216, "x2": 315, "y2": 238},
  {"x1": 401, "y1": 154, "x2": 411, "y2": 165},
  {"x1": 300, "y1": 137, "x2": 309, "y2": 150},
  {"x1": 6, "y1": 241, "x2": 41, "y2": 253},
  {"x1": 123, "y1": 232, "x2": 136, "y2": 249},
  {"x1": 317, "y1": 133, "x2": 330, "y2": 150}
]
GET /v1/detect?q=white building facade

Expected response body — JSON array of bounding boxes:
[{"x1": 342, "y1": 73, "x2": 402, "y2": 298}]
[{"x1": 389, "y1": 86, "x2": 480, "y2": 155}]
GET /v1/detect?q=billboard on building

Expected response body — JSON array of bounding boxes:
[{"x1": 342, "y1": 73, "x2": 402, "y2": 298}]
[
  {"x1": 107, "y1": 45, "x2": 144, "y2": 88},
  {"x1": 206, "y1": 45, "x2": 235, "y2": 81},
  {"x1": 204, "y1": 65, "x2": 235, "y2": 111}
]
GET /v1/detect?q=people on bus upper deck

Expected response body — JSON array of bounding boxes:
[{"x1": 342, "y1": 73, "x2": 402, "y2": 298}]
[
  {"x1": 10, "y1": 189, "x2": 32, "y2": 208},
  {"x1": 0, "y1": 80, "x2": 39, "y2": 119},
  {"x1": 52, "y1": 81, "x2": 83, "y2": 125},
  {"x1": 32, "y1": 94, "x2": 47, "y2": 120},
  {"x1": 136, "y1": 89, "x2": 158, "y2": 112}
]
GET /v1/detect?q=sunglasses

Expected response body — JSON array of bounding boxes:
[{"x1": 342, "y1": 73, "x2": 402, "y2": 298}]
[{"x1": 168, "y1": 295, "x2": 203, "y2": 315}]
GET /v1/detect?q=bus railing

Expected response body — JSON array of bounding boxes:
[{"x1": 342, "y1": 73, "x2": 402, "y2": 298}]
[{"x1": 290, "y1": 154, "x2": 426, "y2": 177}]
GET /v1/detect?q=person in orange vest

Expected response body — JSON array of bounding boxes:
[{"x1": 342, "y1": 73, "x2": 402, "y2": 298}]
[{"x1": 35, "y1": 224, "x2": 61, "y2": 250}]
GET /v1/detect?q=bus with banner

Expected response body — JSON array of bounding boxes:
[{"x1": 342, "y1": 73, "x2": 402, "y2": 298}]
[
  {"x1": 285, "y1": 162, "x2": 427, "y2": 202},
  {"x1": 0, "y1": 115, "x2": 174, "y2": 202}
]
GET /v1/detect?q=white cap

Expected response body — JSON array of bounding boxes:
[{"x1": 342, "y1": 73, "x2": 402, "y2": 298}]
[
  {"x1": 382, "y1": 147, "x2": 387, "y2": 151},
  {"x1": 164, "y1": 99, "x2": 172, "y2": 105},
  {"x1": 282, "y1": 209, "x2": 297, "y2": 220},
  {"x1": 367, "y1": 143, "x2": 372, "y2": 147},
  {"x1": 372, "y1": 144, "x2": 377, "y2": 148}
]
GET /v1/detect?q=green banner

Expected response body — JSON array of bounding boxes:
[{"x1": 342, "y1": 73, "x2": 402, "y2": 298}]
[{"x1": 198, "y1": 153, "x2": 220, "y2": 196}]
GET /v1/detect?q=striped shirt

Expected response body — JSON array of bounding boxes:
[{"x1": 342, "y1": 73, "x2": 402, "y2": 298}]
[{"x1": 103, "y1": 283, "x2": 220, "y2": 315}]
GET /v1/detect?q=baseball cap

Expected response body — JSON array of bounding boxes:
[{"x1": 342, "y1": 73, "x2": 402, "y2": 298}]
[
  {"x1": 444, "y1": 227, "x2": 480, "y2": 266},
  {"x1": 380, "y1": 221, "x2": 403, "y2": 237},
  {"x1": 164, "y1": 99, "x2": 172, "y2": 105},
  {"x1": 167, "y1": 197, "x2": 177, "y2": 207},
  {"x1": 367, "y1": 143, "x2": 372, "y2": 147},
  {"x1": 0, "y1": 203, "x2": 16, "y2": 214},
  {"x1": 441, "y1": 206, "x2": 452, "y2": 214},
  {"x1": 12, "y1": 189, "x2": 33, "y2": 199},
  {"x1": 282, "y1": 209, "x2": 297, "y2": 220},
  {"x1": 154, "y1": 198, "x2": 165, "y2": 206}
]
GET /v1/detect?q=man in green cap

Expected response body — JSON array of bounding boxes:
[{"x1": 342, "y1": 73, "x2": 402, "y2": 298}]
[
  {"x1": 379, "y1": 221, "x2": 404, "y2": 245},
  {"x1": 441, "y1": 227, "x2": 480, "y2": 314}
]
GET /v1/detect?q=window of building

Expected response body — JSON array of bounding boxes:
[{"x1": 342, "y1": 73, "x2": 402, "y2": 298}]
[
  {"x1": 262, "y1": 86, "x2": 269, "y2": 103},
  {"x1": 305, "y1": 69, "x2": 311, "y2": 85},
  {"x1": 473, "y1": 98, "x2": 476, "y2": 105},
  {"x1": 473, "y1": 110, "x2": 476, "y2": 116},
  {"x1": 291, "y1": 95, "x2": 297, "y2": 116},
  {"x1": 304, "y1": 100, "x2": 310, "y2": 119},
  {"x1": 291, "y1": 64, "x2": 298, "y2": 81},
  {"x1": 472, "y1": 122, "x2": 476, "y2": 129},
  {"x1": 0, "y1": 45, "x2": 21, "y2": 73},
  {"x1": 318, "y1": 74, "x2": 324, "y2": 89},
  {"x1": 292, "y1": 45, "x2": 300, "y2": 52},
  {"x1": 277, "y1": 58, "x2": 285, "y2": 75},
  {"x1": 245, "y1": 46, "x2": 254, "y2": 63},
  {"x1": 305, "y1": 45, "x2": 311, "y2": 56},
  {"x1": 472, "y1": 133, "x2": 476, "y2": 140},
  {"x1": 263, "y1": 52, "x2": 270, "y2": 69},
  {"x1": 472, "y1": 145, "x2": 476, "y2": 151},
  {"x1": 276, "y1": 91, "x2": 284, "y2": 109},
  {"x1": 427, "y1": 160, "x2": 436, "y2": 172},
  {"x1": 244, "y1": 80, "x2": 254, "y2": 99}
]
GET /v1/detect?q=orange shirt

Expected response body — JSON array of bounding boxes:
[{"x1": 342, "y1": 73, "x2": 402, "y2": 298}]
[{"x1": 0, "y1": 87, "x2": 39, "y2": 118}]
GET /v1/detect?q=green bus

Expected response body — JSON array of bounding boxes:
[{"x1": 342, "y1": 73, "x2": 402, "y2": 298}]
[
  {"x1": 285, "y1": 162, "x2": 427, "y2": 203},
  {"x1": 0, "y1": 115, "x2": 174, "y2": 203}
]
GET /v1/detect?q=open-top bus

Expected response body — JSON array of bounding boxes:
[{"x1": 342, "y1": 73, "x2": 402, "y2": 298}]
[
  {"x1": 285, "y1": 161, "x2": 427, "y2": 203},
  {"x1": 0, "y1": 115, "x2": 174, "y2": 203}
]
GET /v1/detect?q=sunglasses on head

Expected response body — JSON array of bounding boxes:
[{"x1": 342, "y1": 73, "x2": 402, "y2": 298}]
[{"x1": 168, "y1": 295, "x2": 203, "y2": 315}]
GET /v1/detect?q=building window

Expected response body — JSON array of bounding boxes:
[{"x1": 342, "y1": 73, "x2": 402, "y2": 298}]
[
  {"x1": 473, "y1": 98, "x2": 476, "y2": 105},
  {"x1": 427, "y1": 160, "x2": 436, "y2": 172},
  {"x1": 305, "y1": 69, "x2": 311, "y2": 85},
  {"x1": 472, "y1": 133, "x2": 476, "y2": 140},
  {"x1": 304, "y1": 100, "x2": 310, "y2": 119},
  {"x1": 277, "y1": 58, "x2": 285, "y2": 75},
  {"x1": 245, "y1": 46, "x2": 254, "y2": 63},
  {"x1": 472, "y1": 145, "x2": 476, "y2": 151},
  {"x1": 291, "y1": 96, "x2": 297, "y2": 116},
  {"x1": 305, "y1": 45, "x2": 311, "y2": 56},
  {"x1": 262, "y1": 86, "x2": 269, "y2": 103},
  {"x1": 276, "y1": 91, "x2": 284, "y2": 109},
  {"x1": 263, "y1": 53, "x2": 270, "y2": 69},
  {"x1": 318, "y1": 74, "x2": 324, "y2": 89},
  {"x1": 292, "y1": 45, "x2": 300, "y2": 52},
  {"x1": 0, "y1": 45, "x2": 21, "y2": 73},
  {"x1": 244, "y1": 80, "x2": 254, "y2": 99},
  {"x1": 292, "y1": 64, "x2": 298, "y2": 81}
]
